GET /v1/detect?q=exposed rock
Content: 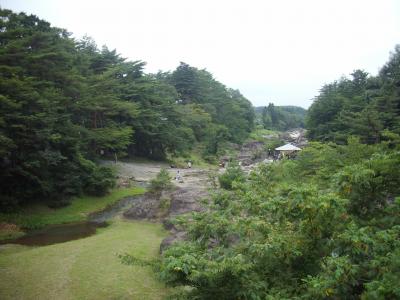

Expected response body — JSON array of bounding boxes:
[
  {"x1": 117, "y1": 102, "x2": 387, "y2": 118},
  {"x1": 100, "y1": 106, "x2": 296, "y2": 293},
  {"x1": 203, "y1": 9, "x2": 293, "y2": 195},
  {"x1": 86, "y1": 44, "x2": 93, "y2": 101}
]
[
  {"x1": 123, "y1": 193, "x2": 158, "y2": 219},
  {"x1": 236, "y1": 141, "x2": 267, "y2": 166},
  {"x1": 160, "y1": 231, "x2": 187, "y2": 253},
  {"x1": 123, "y1": 186, "x2": 207, "y2": 221},
  {"x1": 123, "y1": 184, "x2": 208, "y2": 254},
  {"x1": 162, "y1": 218, "x2": 175, "y2": 231},
  {"x1": 279, "y1": 128, "x2": 308, "y2": 146},
  {"x1": 169, "y1": 187, "x2": 207, "y2": 216},
  {"x1": 116, "y1": 175, "x2": 136, "y2": 188}
]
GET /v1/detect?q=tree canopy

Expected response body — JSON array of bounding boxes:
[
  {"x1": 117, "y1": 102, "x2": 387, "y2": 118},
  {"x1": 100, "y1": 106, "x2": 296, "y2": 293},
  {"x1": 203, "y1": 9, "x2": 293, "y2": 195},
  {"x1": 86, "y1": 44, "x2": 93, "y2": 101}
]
[
  {"x1": 0, "y1": 9, "x2": 254, "y2": 209},
  {"x1": 306, "y1": 50, "x2": 400, "y2": 144},
  {"x1": 255, "y1": 104, "x2": 307, "y2": 130}
]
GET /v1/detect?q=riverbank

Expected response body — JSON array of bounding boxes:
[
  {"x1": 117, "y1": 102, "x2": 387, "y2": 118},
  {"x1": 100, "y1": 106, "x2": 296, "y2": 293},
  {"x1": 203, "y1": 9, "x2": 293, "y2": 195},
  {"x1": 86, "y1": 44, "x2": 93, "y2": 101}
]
[
  {"x1": 0, "y1": 219, "x2": 169, "y2": 300},
  {"x1": 0, "y1": 187, "x2": 145, "y2": 239}
]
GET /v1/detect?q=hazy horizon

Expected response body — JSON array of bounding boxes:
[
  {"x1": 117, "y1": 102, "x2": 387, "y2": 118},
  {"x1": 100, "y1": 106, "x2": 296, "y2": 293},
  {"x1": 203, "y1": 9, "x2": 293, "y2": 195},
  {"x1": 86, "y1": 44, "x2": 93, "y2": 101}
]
[{"x1": 2, "y1": 0, "x2": 399, "y2": 109}]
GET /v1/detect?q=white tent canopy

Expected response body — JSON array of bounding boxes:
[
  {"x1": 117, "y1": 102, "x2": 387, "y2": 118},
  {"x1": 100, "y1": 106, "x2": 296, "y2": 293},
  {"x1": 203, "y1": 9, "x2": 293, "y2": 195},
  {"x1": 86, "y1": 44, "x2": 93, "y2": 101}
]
[{"x1": 275, "y1": 143, "x2": 301, "y2": 151}]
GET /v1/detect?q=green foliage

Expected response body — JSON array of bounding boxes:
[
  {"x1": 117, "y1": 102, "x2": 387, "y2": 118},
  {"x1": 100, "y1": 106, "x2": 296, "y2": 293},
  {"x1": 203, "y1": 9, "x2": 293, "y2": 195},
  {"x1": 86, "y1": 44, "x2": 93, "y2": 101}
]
[
  {"x1": 218, "y1": 162, "x2": 246, "y2": 190},
  {"x1": 118, "y1": 253, "x2": 156, "y2": 268},
  {"x1": 159, "y1": 197, "x2": 172, "y2": 212},
  {"x1": 0, "y1": 9, "x2": 255, "y2": 208},
  {"x1": 0, "y1": 9, "x2": 120, "y2": 208},
  {"x1": 203, "y1": 124, "x2": 229, "y2": 156},
  {"x1": 82, "y1": 165, "x2": 116, "y2": 196},
  {"x1": 255, "y1": 104, "x2": 307, "y2": 130},
  {"x1": 307, "y1": 48, "x2": 400, "y2": 144},
  {"x1": 0, "y1": 187, "x2": 145, "y2": 230},
  {"x1": 248, "y1": 127, "x2": 279, "y2": 142},
  {"x1": 264, "y1": 137, "x2": 285, "y2": 153},
  {"x1": 160, "y1": 139, "x2": 400, "y2": 299},
  {"x1": 169, "y1": 62, "x2": 255, "y2": 145},
  {"x1": 0, "y1": 220, "x2": 169, "y2": 299},
  {"x1": 334, "y1": 151, "x2": 400, "y2": 217},
  {"x1": 158, "y1": 42, "x2": 400, "y2": 300},
  {"x1": 149, "y1": 168, "x2": 173, "y2": 193}
]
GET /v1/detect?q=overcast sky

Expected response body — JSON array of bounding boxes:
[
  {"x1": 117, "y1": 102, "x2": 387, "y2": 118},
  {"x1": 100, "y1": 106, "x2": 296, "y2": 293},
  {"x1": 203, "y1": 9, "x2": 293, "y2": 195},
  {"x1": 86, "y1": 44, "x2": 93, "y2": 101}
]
[{"x1": 2, "y1": 0, "x2": 400, "y2": 108}]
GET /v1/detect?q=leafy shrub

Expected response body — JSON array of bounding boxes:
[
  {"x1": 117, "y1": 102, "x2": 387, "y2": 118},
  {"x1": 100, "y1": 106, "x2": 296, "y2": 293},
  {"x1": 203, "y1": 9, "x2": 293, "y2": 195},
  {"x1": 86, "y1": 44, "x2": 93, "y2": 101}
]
[
  {"x1": 47, "y1": 199, "x2": 71, "y2": 208},
  {"x1": 202, "y1": 154, "x2": 217, "y2": 164},
  {"x1": 160, "y1": 140, "x2": 400, "y2": 299},
  {"x1": 118, "y1": 253, "x2": 155, "y2": 267},
  {"x1": 264, "y1": 137, "x2": 284, "y2": 151},
  {"x1": 0, "y1": 195, "x2": 20, "y2": 213},
  {"x1": 149, "y1": 168, "x2": 173, "y2": 193},
  {"x1": 159, "y1": 197, "x2": 171, "y2": 210},
  {"x1": 83, "y1": 166, "x2": 116, "y2": 196},
  {"x1": 218, "y1": 162, "x2": 245, "y2": 190}
]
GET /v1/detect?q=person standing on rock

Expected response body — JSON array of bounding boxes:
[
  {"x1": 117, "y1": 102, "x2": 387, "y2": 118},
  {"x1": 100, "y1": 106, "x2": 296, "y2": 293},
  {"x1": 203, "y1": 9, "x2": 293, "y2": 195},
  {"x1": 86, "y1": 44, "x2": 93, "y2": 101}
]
[{"x1": 187, "y1": 161, "x2": 192, "y2": 168}]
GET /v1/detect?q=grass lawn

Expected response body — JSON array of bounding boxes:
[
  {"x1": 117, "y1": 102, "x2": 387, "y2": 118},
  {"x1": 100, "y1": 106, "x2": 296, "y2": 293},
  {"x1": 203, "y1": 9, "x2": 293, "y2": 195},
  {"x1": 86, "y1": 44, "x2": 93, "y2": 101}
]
[
  {"x1": 0, "y1": 187, "x2": 145, "y2": 230},
  {"x1": 0, "y1": 219, "x2": 170, "y2": 300}
]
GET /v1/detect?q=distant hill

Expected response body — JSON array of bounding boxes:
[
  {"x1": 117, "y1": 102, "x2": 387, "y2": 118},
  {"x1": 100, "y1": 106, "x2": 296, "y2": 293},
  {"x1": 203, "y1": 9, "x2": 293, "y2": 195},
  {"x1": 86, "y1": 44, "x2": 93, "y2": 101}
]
[{"x1": 255, "y1": 104, "x2": 307, "y2": 130}]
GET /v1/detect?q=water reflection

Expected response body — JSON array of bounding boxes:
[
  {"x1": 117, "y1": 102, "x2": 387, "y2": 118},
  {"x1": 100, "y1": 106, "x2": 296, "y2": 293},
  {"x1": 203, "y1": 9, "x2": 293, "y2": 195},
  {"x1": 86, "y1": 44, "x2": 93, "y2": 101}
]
[{"x1": 0, "y1": 222, "x2": 107, "y2": 246}]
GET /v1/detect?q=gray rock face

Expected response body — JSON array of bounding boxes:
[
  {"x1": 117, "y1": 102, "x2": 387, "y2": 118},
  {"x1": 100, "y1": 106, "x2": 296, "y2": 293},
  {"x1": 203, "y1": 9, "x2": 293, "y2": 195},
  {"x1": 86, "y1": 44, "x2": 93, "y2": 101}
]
[
  {"x1": 159, "y1": 231, "x2": 187, "y2": 253},
  {"x1": 123, "y1": 184, "x2": 209, "y2": 253},
  {"x1": 123, "y1": 194, "x2": 158, "y2": 219},
  {"x1": 279, "y1": 128, "x2": 308, "y2": 146},
  {"x1": 123, "y1": 186, "x2": 207, "y2": 221},
  {"x1": 169, "y1": 187, "x2": 207, "y2": 216}
]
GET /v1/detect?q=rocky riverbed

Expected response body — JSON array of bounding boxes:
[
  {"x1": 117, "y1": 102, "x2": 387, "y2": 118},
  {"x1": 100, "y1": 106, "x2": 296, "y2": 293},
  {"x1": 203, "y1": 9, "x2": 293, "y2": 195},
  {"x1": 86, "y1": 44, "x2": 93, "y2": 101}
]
[{"x1": 110, "y1": 128, "x2": 308, "y2": 252}]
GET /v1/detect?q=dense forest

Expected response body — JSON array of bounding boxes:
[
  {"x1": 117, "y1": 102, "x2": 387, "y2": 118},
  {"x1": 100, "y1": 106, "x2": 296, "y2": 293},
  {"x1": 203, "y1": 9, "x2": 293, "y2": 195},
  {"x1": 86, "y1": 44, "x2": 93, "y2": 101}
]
[
  {"x1": 159, "y1": 48, "x2": 400, "y2": 298},
  {"x1": 0, "y1": 9, "x2": 254, "y2": 210},
  {"x1": 255, "y1": 104, "x2": 307, "y2": 130},
  {"x1": 306, "y1": 57, "x2": 400, "y2": 143}
]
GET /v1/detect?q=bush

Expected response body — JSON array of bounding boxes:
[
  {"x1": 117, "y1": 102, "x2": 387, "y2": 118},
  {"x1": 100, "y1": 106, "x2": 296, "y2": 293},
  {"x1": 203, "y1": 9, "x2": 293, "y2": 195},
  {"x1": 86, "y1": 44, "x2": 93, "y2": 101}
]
[
  {"x1": 47, "y1": 199, "x2": 71, "y2": 208},
  {"x1": 160, "y1": 140, "x2": 400, "y2": 299},
  {"x1": 218, "y1": 162, "x2": 245, "y2": 190},
  {"x1": 202, "y1": 154, "x2": 217, "y2": 164},
  {"x1": 0, "y1": 195, "x2": 19, "y2": 213},
  {"x1": 159, "y1": 197, "x2": 171, "y2": 210},
  {"x1": 83, "y1": 166, "x2": 116, "y2": 196},
  {"x1": 264, "y1": 137, "x2": 284, "y2": 152},
  {"x1": 149, "y1": 168, "x2": 173, "y2": 193}
]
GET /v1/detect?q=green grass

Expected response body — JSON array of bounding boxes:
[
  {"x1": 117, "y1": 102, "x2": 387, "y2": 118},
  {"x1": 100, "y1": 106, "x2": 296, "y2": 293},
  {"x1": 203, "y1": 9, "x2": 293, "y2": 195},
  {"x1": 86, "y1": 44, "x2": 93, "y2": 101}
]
[
  {"x1": 0, "y1": 219, "x2": 170, "y2": 300},
  {"x1": 248, "y1": 128, "x2": 279, "y2": 142},
  {"x1": 0, "y1": 187, "x2": 145, "y2": 230}
]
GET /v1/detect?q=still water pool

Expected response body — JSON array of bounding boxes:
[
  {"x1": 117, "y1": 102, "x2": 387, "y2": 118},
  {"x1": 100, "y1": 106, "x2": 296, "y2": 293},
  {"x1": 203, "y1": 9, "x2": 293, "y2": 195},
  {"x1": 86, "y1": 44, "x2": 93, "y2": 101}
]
[{"x1": 0, "y1": 195, "x2": 143, "y2": 246}]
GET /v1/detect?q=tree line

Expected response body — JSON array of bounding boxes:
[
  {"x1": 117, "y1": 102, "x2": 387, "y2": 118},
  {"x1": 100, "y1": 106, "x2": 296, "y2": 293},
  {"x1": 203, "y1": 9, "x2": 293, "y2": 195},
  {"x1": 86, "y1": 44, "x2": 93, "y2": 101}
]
[
  {"x1": 0, "y1": 9, "x2": 254, "y2": 209},
  {"x1": 256, "y1": 104, "x2": 307, "y2": 130},
  {"x1": 306, "y1": 50, "x2": 400, "y2": 143},
  {"x1": 159, "y1": 46, "x2": 400, "y2": 299}
]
